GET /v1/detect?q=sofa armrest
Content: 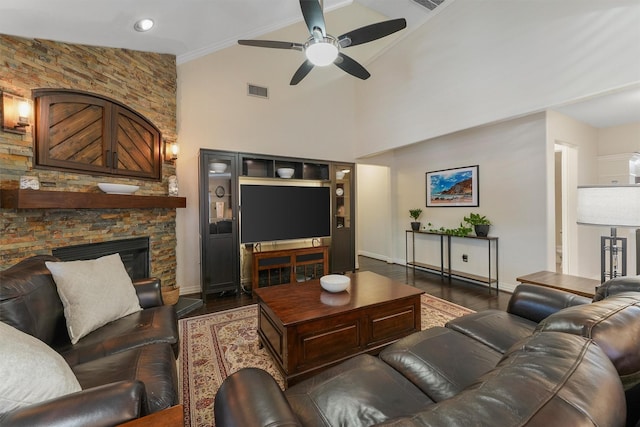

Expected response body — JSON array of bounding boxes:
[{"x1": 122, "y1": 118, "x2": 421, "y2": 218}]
[
  {"x1": 507, "y1": 283, "x2": 591, "y2": 323},
  {"x1": 214, "y1": 368, "x2": 301, "y2": 427},
  {"x1": 133, "y1": 278, "x2": 163, "y2": 308},
  {"x1": 0, "y1": 380, "x2": 145, "y2": 427}
]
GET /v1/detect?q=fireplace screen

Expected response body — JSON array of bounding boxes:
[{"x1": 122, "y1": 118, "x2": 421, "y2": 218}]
[{"x1": 52, "y1": 237, "x2": 150, "y2": 280}]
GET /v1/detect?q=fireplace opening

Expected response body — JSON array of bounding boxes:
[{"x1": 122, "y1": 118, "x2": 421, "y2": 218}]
[{"x1": 52, "y1": 237, "x2": 150, "y2": 280}]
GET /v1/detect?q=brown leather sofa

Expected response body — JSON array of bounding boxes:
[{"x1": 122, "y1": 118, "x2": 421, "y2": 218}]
[
  {"x1": 0, "y1": 255, "x2": 180, "y2": 426},
  {"x1": 215, "y1": 277, "x2": 640, "y2": 427}
]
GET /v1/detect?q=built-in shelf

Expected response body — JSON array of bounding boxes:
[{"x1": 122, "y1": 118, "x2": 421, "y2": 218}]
[{"x1": 0, "y1": 189, "x2": 186, "y2": 209}]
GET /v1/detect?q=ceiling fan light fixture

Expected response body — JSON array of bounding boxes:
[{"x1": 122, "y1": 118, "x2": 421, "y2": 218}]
[{"x1": 305, "y1": 37, "x2": 338, "y2": 66}]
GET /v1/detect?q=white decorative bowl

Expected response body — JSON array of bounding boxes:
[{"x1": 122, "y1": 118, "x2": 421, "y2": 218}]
[
  {"x1": 98, "y1": 183, "x2": 140, "y2": 195},
  {"x1": 210, "y1": 162, "x2": 228, "y2": 173},
  {"x1": 336, "y1": 171, "x2": 345, "y2": 180},
  {"x1": 320, "y1": 274, "x2": 350, "y2": 293},
  {"x1": 277, "y1": 168, "x2": 295, "y2": 178}
]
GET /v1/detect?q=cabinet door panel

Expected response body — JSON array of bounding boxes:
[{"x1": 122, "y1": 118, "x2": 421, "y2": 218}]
[
  {"x1": 36, "y1": 94, "x2": 110, "y2": 173},
  {"x1": 114, "y1": 106, "x2": 160, "y2": 179},
  {"x1": 204, "y1": 235, "x2": 235, "y2": 291},
  {"x1": 200, "y1": 150, "x2": 239, "y2": 296}
]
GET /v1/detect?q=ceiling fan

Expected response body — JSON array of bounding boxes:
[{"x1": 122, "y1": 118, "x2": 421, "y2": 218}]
[{"x1": 238, "y1": 0, "x2": 407, "y2": 85}]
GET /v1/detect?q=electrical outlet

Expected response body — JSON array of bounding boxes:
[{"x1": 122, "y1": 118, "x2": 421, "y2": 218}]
[{"x1": 462, "y1": 254, "x2": 468, "y2": 262}]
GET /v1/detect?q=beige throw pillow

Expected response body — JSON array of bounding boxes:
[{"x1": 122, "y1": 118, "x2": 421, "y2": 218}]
[
  {"x1": 46, "y1": 253, "x2": 142, "y2": 344},
  {"x1": 0, "y1": 321, "x2": 82, "y2": 414}
]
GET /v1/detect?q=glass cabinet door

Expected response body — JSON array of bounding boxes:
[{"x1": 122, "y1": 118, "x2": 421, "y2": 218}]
[
  {"x1": 207, "y1": 159, "x2": 233, "y2": 235},
  {"x1": 199, "y1": 150, "x2": 239, "y2": 298},
  {"x1": 335, "y1": 167, "x2": 351, "y2": 229},
  {"x1": 332, "y1": 164, "x2": 355, "y2": 273}
]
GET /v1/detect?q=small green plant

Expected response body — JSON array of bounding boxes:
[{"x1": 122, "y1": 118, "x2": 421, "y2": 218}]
[
  {"x1": 409, "y1": 209, "x2": 423, "y2": 221},
  {"x1": 428, "y1": 223, "x2": 473, "y2": 237},
  {"x1": 463, "y1": 213, "x2": 491, "y2": 226}
]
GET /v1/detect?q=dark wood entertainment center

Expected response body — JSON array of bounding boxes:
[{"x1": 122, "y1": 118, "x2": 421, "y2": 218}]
[{"x1": 198, "y1": 149, "x2": 355, "y2": 299}]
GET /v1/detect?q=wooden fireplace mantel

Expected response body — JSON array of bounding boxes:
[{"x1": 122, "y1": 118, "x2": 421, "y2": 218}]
[{"x1": 0, "y1": 189, "x2": 186, "y2": 209}]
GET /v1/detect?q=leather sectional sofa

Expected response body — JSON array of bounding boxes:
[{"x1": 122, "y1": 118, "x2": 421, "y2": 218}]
[
  {"x1": 0, "y1": 255, "x2": 180, "y2": 426},
  {"x1": 215, "y1": 276, "x2": 640, "y2": 427}
]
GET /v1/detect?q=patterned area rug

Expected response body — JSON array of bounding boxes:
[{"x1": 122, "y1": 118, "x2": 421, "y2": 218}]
[{"x1": 177, "y1": 294, "x2": 474, "y2": 427}]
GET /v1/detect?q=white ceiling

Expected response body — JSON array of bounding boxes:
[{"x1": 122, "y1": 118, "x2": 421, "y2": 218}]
[
  {"x1": 0, "y1": 0, "x2": 436, "y2": 64},
  {"x1": 0, "y1": 0, "x2": 638, "y2": 129}
]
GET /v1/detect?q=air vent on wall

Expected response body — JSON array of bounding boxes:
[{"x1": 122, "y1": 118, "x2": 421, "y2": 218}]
[
  {"x1": 411, "y1": 0, "x2": 445, "y2": 11},
  {"x1": 247, "y1": 84, "x2": 269, "y2": 99}
]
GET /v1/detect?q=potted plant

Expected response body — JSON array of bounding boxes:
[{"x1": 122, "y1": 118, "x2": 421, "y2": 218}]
[
  {"x1": 463, "y1": 213, "x2": 492, "y2": 237},
  {"x1": 409, "y1": 208, "x2": 423, "y2": 231}
]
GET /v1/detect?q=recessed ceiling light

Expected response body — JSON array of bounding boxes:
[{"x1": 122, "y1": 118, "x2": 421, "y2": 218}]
[{"x1": 134, "y1": 18, "x2": 154, "y2": 32}]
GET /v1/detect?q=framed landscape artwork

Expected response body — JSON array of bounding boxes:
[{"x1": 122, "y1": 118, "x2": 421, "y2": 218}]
[{"x1": 426, "y1": 165, "x2": 479, "y2": 207}]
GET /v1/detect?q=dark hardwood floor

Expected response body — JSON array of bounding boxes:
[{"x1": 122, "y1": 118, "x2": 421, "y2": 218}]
[{"x1": 184, "y1": 256, "x2": 511, "y2": 318}]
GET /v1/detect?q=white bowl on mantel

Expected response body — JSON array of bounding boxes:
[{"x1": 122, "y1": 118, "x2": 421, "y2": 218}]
[
  {"x1": 98, "y1": 183, "x2": 140, "y2": 195},
  {"x1": 277, "y1": 168, "x2": 295, "y2": 179},
  {"x1": 320, "y1": 274, "x2": 350, "y2": 293}
]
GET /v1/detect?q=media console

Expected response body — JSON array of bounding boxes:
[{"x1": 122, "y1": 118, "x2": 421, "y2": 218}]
[{"x1": 251, "y1": 244, "x2": 329, "y2": 288}]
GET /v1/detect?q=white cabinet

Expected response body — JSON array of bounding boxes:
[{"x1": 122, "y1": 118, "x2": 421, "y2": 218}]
[{"x1": 597, "y1": 153, "x2": 640, "y2": 184}]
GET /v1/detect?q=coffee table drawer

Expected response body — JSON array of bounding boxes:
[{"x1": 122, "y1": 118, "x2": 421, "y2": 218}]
[
  {"x1": 369, "y1": 303, "x2": 419, "y2": 345},
  {"x1": 294, "y1": 313, "x2": 362, "y2": 371}
]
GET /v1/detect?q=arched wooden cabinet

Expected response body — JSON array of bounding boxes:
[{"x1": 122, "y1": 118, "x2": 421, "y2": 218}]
[{"x1": 34, "y1": 89, "x2": 162, "y2": 180}]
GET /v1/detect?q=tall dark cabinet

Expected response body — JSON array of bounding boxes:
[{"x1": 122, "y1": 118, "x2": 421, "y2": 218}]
[
  {"x1": 198, "y1": 149, "x2": 355, "y2": 297},
  {"x1": 332, "y1": 163, "x2": 356, "y2": 273},
  {"x1": 199, "y1": 150, "x2": 239, "y2": 298}
]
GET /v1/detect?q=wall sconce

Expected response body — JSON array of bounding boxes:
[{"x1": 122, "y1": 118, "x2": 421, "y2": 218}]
[
  {"x1": 164, "y1": 139, "x2": 179, "y2": 162},
  {"x1": 1, "y1": 92, "x2": 32, "y2": 134}
]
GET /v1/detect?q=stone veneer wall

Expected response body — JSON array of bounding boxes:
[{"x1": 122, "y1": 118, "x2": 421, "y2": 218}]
[{"x1": 0, "y1": 35, "x2": 180, "y2": 287}]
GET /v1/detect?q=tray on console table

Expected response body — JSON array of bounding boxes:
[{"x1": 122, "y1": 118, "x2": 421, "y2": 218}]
[{"x1": 1, "y1": 189, "x2": 186, "y2": 209}]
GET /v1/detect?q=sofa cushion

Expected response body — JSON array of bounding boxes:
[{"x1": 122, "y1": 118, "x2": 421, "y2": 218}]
[
  {"x1": 445, "y1": 310, "x2": 537, "y2": 353},
  {"x1": 376, "y1": 332, "x2": 626, "y2": 427},
  {"x1": 0, "y1": 321, "x2": 81, "y2": 415},
  {"x1": 58, "y1": 305, "x2": 180, "y2": 365},
  {"x1": 285, "y1": 354, "x2": 434, "y2": 427},
  {"x1": 593, "y1": 275, "x2": 640, "y2": 301},
  {"x1": 379, "y1": 326, "x2": 501, "y2": 401},
  {"x1": 46, "y1": 254, "x2": 142, "y2": 344},
  {"x1": 0, "y1": 255, "x2": 67, "y2": 346},
  {"x1": 536, "y1": 292, "x2": 640, "y2": 389},
  {"x1": 71, "y1": 342, "x2": 178, "y2": 415}
]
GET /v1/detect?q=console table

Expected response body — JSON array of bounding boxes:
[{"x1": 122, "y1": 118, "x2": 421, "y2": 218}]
[
  {"x1": 252, "y1": 245, "x2": 329, "y2": 288},
  {"x1": 405, "y1": 230, "x2": 499, "y2": 291}
]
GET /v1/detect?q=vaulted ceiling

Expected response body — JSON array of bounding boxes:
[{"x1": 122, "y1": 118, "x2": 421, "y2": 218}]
[
  {"x1": 1, "y1": 0, "x2": 637, "y2": 128},
  {"x1": 0, "y1": 0, "x2": 440, "y2": 64}
]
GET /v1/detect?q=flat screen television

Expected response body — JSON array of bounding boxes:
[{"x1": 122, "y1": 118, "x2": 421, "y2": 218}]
[{"x1": 240, "y1": 184, "x2": 331, "y2": 244}]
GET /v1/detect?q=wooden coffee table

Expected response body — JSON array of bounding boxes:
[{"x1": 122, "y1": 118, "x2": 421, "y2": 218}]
[{"x1": 254, "y1": 271, "x2": 423, "y2": 387}]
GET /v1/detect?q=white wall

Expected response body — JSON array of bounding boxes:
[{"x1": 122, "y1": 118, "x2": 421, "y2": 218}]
[
  {"x1": 360, "y1": 113, "x2": 548, "y2": 291},
  {"x1": 598, "y1": 123, "x2": 640, "y2": 156},
  {"x1": 356, "y1": 164, "x2": 392, "y2": 261},
  {"x1": 355, "y1": 0, "x2": 640, "y2": 156}
]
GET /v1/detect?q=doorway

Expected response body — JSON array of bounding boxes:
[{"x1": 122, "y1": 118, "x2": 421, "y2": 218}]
[{"x1": 554, "y1": 143, "x2": 578, "y2": 274}]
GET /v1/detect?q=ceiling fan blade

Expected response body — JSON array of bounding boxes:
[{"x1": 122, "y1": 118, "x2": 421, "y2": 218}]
[
  {"x1": 290, "y1": 60, "x2": 315, "y2": 85},
  {"x1": 334, "y1": 53, "x2": 370, "y2": 80},
  {"x1": 238, "y1": 39, "x2": 304, "y2": 51},
  {"x1": 300, "y1": 0, "x2": 326, "y2": 37},
  {"x1": 338, "y1": 18, "x2": 407, "y2": 48}
]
